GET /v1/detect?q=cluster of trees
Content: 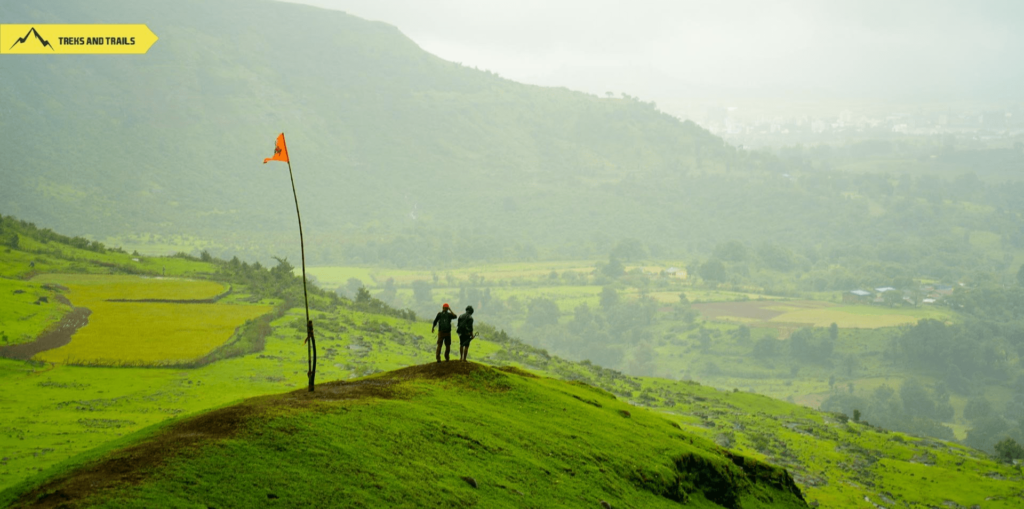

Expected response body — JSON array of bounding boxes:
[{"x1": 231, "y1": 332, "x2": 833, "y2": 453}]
[
  {"x1": 690, "y1": 233, "x2": 1016, "y2": 296},
  {"x1": 215, "y1": 256, "x2": 327, "y2": 305},
  {"x1": 212, "y1": 255, "x2": 417, "y2": 322},
  {"x1": 821, "y1": 378, "x2": 956, "y2": 441},
  {"x1": 0, "y1": 214, "x2": 115, "y2": 253},
  {"x1": 874, "y1": 284, "x2": 1024, "y2": 452},
  {"x1": 892, "y1": 318, "x2": 1015, "y2": 391}
]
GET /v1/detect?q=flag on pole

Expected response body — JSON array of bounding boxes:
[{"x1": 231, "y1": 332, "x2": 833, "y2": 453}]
[{"x1": 263, "y1": 133, "x2": 289, "y2": 164}]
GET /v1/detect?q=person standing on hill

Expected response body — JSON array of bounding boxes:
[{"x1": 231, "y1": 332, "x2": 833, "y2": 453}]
[
  {"x1": 432, "y1": 303, "x2": 457, "y2": 362},
  {"x1": 457, "y1": 305, "x2": 476, "y2": 362}
]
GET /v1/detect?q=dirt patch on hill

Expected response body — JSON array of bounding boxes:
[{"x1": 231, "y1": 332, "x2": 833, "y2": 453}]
[
  {"x1": 0, "y1": 299, "x2": 90, "y2": 361},
  {"x1": 10, "y1": 402, "x2": 255, "y2": 509},
  {"x1": 387, "y1": 360, "x2": 490, "y2": 380},
  {"x1": 7, "y1": 362, "x2": 491, "y2": 508}
]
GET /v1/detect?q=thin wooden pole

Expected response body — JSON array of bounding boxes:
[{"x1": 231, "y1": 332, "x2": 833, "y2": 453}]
[{"x1": 286, "y1": 157, "x2": 316, "y2": 392}]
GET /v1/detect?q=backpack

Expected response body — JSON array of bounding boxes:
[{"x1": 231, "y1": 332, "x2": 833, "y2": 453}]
[
  {"x1": 436, "y1": 312, "x2": 455, "y2": 330},
  {"x1": 457, "y1": 314, "x2": 471, "y2": 335}
]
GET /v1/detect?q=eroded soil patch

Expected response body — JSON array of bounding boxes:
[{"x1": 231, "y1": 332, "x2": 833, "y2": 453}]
[{"x1": 0, "y1": 295, "x2": 89, "y2": 361}]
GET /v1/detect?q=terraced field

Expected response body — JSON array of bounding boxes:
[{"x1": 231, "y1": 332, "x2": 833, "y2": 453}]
[{"x1": 28, "y1": 275, "x2": 271, "y2": 365}]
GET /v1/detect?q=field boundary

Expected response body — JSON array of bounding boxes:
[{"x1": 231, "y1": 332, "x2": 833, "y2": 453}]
[
  {"x1": 103, "y1": 284, "x2": 233, "y2": 304},
  {"x1": 0, "y1": 294, "x2": 90, "y2": 361},
  {"x1": 180, "y1": 302, "x2": 285, "y2": 368}
]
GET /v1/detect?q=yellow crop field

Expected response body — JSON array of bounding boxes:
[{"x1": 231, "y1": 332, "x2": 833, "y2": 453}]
[
  {"x1": 31, "y1": 275, "x2": 271, "y2": 365},
  {"x1": 34, "y1": 274, "x2": 227, "y2": 301}
]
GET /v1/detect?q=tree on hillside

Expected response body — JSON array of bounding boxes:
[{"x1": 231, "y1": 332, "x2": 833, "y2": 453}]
[
  {"x1": 610, "y1": 238, "x2": 647, "y2": 262},
  {"x1": 965, "y1": 416, "x2": 1010, "y2": 452},
  {"x1": 713, "y1": 240, "x2": 748, "y2": 262},
  {"x1": 379, "y1": 278, "x2": 397, "y2": 304},
  {"x1": 883, "y1": 289, "x2": 902, "y2": 307},
  {"x1": 899, "y1": 378, "x2": 937, "y2": 419},
  {"x1": 601, "y1": 258, "x2": 625, "y2": 278},
  {"x1": 412, "y1": 280, "x2": 432, "y2": 304},
  {"x1": 699, "y1": 259, "x2": 726, "y2": 283},
  {"x1": 753, "y1": 337, "x2": 777, "y2": 358},
  {"x1": 965, "y1": 397, "x2": 995, "y2": 423},
  {"x1": 697, "y1": 327, "x2": 712, "y2": 353},
  {"x1": 994, "y1": 438, "x2": 1024, "y2": 462},
  {"x1": 757, "y1": 242, "x2": 796, "y2": 271},
  {"x1": 345, "y1": 277, "x2": 364, "y2": 298},
  {"x1": 0, "y1": 231, "x2": 18, "y2": 249},
  {"x1": 600, "y1": 286, "x2": 620, "y2": 310},
  {"x1": 527, "y1": 298, "x2": 560, "y2": 327},
  {"x1": 790, "y1": 328, "x2": 813, "y2": 359},
  {"x1": 732, "y1": 325, "x2": 751, "y2": 345},
  {"x1": 829, "y1": 322, "x2": 839, "y2": 342}
]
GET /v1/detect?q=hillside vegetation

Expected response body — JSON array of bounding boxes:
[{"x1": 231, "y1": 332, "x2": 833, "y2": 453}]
[
  {"x1": 1, "y1": 363, "x2": 808, "y2": 509},
  {"x1": 1, "y1": 217, "x2": 1022, "y2": 507}
]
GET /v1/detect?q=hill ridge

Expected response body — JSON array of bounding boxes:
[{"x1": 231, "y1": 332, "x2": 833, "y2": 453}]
[{"x1": 3, "y1": 362, "x2": 807, "y2": 508}]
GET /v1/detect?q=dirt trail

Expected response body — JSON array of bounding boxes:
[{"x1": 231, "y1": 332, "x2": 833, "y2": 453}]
[{"x1": 0, "y1": 295, "x2": 90, "y2": 361}]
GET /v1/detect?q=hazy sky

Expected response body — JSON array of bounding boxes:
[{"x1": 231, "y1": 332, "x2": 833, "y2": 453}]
[{"x1": 286, "y1": 0, "x2": 1024, "y2": 108}]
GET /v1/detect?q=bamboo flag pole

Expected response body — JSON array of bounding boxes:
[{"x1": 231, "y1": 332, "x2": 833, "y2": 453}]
[{"x1": 264, "y1": 133, "x2": 316, "y2": 392}]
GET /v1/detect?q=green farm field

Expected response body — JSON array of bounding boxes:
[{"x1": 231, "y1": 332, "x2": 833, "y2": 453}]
[
  {"x1": 28, "y1": 275, "x2": 271, "y2": 365},
  {"x1": 693, "y1": 300, "x2": 956, "y2": 329}
]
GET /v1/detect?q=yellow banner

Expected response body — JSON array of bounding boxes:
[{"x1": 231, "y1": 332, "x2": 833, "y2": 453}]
[{"x1": 0, "y1": 24, "x2": 158, "y2": 54}]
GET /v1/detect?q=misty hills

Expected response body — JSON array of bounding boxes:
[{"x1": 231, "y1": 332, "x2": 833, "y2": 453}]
[
  {"x1": 1, "y1": 0, "x2": 1022, "y2": 272},
  {"x1": 0, "y1": 0, "x2": 721, "y2": 257}
]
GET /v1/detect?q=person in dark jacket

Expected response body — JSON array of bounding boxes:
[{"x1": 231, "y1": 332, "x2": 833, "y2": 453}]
[
  {"x1": 457, "y1": 306, "x2": 476, "y2": 362},
  {"x1": 432, "y1": 303, "x2": 457, "y2": 362}
]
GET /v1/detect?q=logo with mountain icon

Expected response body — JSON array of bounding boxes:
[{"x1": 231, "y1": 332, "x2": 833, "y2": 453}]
[{"x1": 9, "y1": 27, "x2": 54, "y2": 51}]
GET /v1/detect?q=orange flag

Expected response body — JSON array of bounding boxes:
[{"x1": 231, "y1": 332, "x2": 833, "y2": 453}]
[{"x1": 263, "y1": 133, "x2": 289, "y2": 164}]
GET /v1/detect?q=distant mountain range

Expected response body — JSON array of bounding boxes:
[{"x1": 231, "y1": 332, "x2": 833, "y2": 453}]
[{"x1": 1, "y1": 0, "x2": 1021, "y2": 272}]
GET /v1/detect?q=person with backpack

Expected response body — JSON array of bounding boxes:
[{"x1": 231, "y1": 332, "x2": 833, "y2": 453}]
[
  {"x1": 432, "y1": 303, "x2": 457, "y2": 362},
  {"x1": 457, "y1": 305, "x2": 476, "y2": 362}
]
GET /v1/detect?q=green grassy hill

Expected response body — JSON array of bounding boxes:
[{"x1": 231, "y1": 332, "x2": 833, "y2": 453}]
[{"x1": 1, "y1": 363, "x2": 808, "y2": 508}]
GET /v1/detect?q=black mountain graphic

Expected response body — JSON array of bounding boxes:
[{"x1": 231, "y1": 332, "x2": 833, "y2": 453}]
[{"x1": 10, "y1": 27, "x2": 55, "y2": 51}]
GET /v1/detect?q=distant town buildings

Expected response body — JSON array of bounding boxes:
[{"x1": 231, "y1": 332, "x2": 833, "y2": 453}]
[{"x1": 677, "y1": 103, "x2": 1024, "y2": 148}]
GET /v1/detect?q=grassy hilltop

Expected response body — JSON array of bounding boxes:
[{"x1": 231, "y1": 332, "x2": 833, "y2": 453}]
[{"x1": 1, "y1": 363, "x2": 807, "y2": 509}]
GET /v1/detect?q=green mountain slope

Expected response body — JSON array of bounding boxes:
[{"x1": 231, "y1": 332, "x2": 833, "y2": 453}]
[
  {"x1": 5, "y1": 0, "x2": 1022, "y2": 272},
  {"x1": 1, "y1": 363, "x2": 808, "y2": 509},
  {"x1": 0, "y1": 0, "x2": 724, "y2": 261}
]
